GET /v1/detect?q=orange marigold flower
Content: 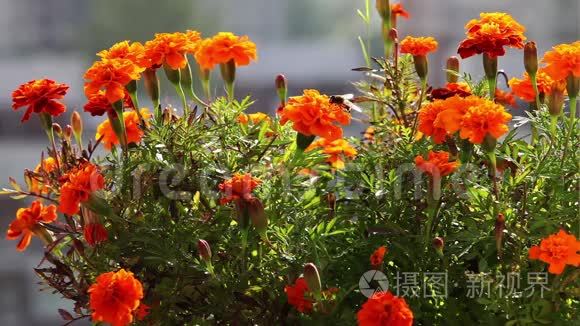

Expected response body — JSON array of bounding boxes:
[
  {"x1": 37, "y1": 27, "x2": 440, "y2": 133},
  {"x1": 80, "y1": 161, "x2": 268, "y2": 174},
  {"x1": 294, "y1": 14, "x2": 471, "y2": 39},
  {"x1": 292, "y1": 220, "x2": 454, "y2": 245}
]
[
  {"x1": 194, "y1": 32, "x2": 257, "y2": 70},
  {"x1": 218, "y1": 173, "x2": 261, "y2": 205},
  {"x1": 6, "y1": 200, "x2": 57, "y2": 251},
  {"x1": 97, "y1": 41, "x2": 144, "y2": 65},
  {"x1": 542, "y1": 41, "x2": 580, "y2": 81},
  {"x1": 284, "y1": 277, "x2": 313, "y2": 314},
  {"x1": 370, "y1": 246, "x2": 388, "y2": 267},
  {"x1": 30, "y1": 157, "x2": 58, "y2": 194},
  {"x1": 140, "y1": 31, "x2": 201, "y2": 70},
  {"x1": 529, "y1": 229, "x2": 580, "y2": 275},
  {"x1": 508, "y1": 70, "x2": 554, "y2": 103},
  {"x1": 459, "y1": 98, "x2": 512, "y2": 144},
  {"x1": 415, "y1": 151, "x2": 460, "y2": 177},
  {"x1": 89, "y1": 269, "x2": 144, "y2": 326},
  {"x1": 237, "y1": 112, "x2": 271, "y2": 125},
  {"x1": 58, "y1": 162, "x2": 105, "y2": 216},
  {"x1": 357, "y1": 291, "x2": 414, "y2": 326},
  {"x1": 306, "y1": 138, "x2": 357, "y2": 170},
  {"x1": 96, "y1": 109, "x2": 151, "y2": 150},
  {"x1": 84, "y1": 223, "x2": 108, "y2": 247},
  {"x1": 279, "y1": 89, "x2": 351, "y2": 140},
  {"x1": 391, "y1": 3, "x2": 410, "y2": 19},
  {"x1": 418, "y1": 99, "x2": 456, "y2": 144},
  {"x1": 84, "y1": 90, "x2": 113, "y2": 116},
  {"x1": 494, "y1": 88, "x2": 517, "y2": 108},
  {"x1": 12, "y1": 79, "x2": 69, "y2": 122},
  {"x1": 430, "y1": 82, "x2": 472, "y2": 101},
  {"x1": 400, "y1": 36, "x2": 438, "y2": 56},
  {"x1": 84, "y1": 58, "x2": 144, "y2": 104},
  {"x1": 458, "y1": 12, "x2": 526, "y2": 59}
]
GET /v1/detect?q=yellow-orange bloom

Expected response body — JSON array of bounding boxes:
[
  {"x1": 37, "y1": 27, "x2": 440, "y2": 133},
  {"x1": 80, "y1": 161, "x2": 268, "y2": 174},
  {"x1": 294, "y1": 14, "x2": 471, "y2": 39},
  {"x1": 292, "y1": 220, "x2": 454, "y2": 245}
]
[
  {"x1": 218, "y1": 173, "x2": 261, "y2": 205},
  {"x1": 89, "y1": 269, "x2": 144, "y2": 326},
  {"x1": 542, "y1": 41, "x2": 580, "y2": 81},
  {"x1": 6, "y1": 200, "x2": 57, "y2": 251},
  {"x1": 30, "y1": 157, "x2": 58, "y2": 194},
  {"x1": 12, "y1": 79, "x2": 69, "y2": 122},
  {"x1": 415, "y1": 151, "x2": 459, "y2": 177},
  {"x1": 84, "y1": 58, "x2": 144, "y2": 104},
  {"x1": 400, "y1": 36, "x2": 438, "y2": 56},
  {"x1": 279, "y1": 89, "x2": 351, "y2": 140},
  {"x1": 237, "y1": 112, "x2": 271, "y2": 125},
  {"x1": 194, "y1": 32, "x2": 257, "y2": 70},
  {"x1": 529, "y1": 229, "x2": 580, "y2": 275},
  {"x1": 58, "y1": 163, "x2": 105, "y2": 216},
  {"x1": 140, "y1": 31, "x2": 201, "y2": 70},
  {"x1": 508, "y1": 70, "x2": 554, "y2": 103},
  {"x1": 97, "y1": 41, "x2": 144, "y2": 65},
  {"x1": 459, "y1": 98, "x2": 512, "y2": 144},
  {"x1": 458, "y1": 12, "x2": 526, "y2": 59},
  {"x1": 306, "y1": 138, "x2": 357, "y2": 169},
  {"x1": 96, "y1": 109, "x2": 151, "y2": 150}
]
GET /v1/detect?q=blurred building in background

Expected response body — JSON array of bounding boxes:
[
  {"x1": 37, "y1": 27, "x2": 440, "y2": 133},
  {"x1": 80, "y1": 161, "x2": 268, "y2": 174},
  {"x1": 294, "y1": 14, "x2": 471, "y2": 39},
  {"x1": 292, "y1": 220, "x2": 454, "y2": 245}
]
[{"x1": 0, "y1": 0, "x2": 577, "y2": 324}]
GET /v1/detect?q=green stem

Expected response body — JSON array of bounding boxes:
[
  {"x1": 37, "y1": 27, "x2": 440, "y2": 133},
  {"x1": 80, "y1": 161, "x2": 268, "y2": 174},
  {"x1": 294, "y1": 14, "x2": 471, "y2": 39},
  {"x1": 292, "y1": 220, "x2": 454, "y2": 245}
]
[
  {"x1": 530, "y1": 73, "x2": 541, "y2": 109},
  {"x1": 561, "y1": 96, "x2": 577, "y2": 165},
  {"x1": 412, "y1": 78, "x2": 427, "y2": 133},
  {"x1": 550, "y1": 115, "x2": 558, "y2": 136},
  {"x1": 174, "y1": 83, "x2": 189, "y2": 115},
  {"x1": 487, "y1": 76, "x2": 496, "y2": 100}
]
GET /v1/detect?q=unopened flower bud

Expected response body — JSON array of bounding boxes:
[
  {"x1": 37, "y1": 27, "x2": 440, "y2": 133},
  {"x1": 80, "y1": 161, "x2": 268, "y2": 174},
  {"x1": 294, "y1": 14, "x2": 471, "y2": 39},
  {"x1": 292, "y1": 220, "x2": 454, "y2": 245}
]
[
  {"x1": 523, "y1": 42, "x2": 538, "y2": 76},
  {"x1": 548, "y1": 82, "x2": 566, "y2": 117},
  {"x1": 432, "y1": 237, "x2": 444, "y2": 250},
  {"x1": 162, "y1": 108, "x2": 172, "y2": 124},
  {"x1": 495, "y1": 213, "x2": 506, "y2": 257},
  {"x1": 52, "y1": 123, "x2": 62, "y2": 137},
  {"x1": 64, "y1": 125, "x2": 73, "y2": 140},
  {"x1": 413, "y1": 55, "x2": 429, "y2": 80},
  {"x1": 388, "y1": 28, "x2": 398, "y2": 43},
  {"x1": 275, "y1": 74, "x2": 287, "y2": 104},
  {"x1": 566, "y1": 75, "x2": 580, "y2": 99},
  {"x1": 72, "y1": 111, "x2": 83, "y2": 136},
  {"x1": 247, "y1": 199, "x2": 268, "y2": 237},
  {"x1": 197, "y1": 239, "x2": 212, "y2": 262},
  {"x1": 304, "y1": 263, "x2": 322, "y2": 296},
  {"x1": 446, "y1": 56, "x2": 460, "y2": 83},
  {"x1": 376, "y1": 0, "x2": 391, "y2": 21}
]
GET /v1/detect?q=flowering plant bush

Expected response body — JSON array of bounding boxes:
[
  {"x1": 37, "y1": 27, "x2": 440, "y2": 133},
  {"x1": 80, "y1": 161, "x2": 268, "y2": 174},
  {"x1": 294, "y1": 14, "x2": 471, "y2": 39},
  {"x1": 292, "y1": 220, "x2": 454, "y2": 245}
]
[{"x1": 3, "y1": 1, "x2": 579, "y2": 325}]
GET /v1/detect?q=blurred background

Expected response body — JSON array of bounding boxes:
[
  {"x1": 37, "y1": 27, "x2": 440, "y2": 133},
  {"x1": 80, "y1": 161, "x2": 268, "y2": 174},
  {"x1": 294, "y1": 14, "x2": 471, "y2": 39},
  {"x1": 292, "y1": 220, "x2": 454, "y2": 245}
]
[{"x1": 0, "y1": 0, "x2": 577, "y2": 324}]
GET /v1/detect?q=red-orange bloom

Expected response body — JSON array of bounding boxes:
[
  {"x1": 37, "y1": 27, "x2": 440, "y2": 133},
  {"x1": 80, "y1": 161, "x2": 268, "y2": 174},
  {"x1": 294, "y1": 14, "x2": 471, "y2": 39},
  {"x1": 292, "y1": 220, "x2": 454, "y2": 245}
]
[
  {"x1": 218, "y1": 173, "x2": 261, "y2": 205},
  {"x1": 89, "y1": 269, "x2": 144, "y2": 326},
  {"x1": 96, "y1": 109, "x2": 151, "y2": 150},
  {"x1": 542, "y1": 41, "x2": 580, "y2": 81},
  {"x1": 508, "y1": 70, "x2": 554, "y2": 103},
  {"x1": 391, "y1": 3, "x2": 410, "y2": 19},
  {"x1": 135, "y1": 303, "x2": 150, "y2": 321},
  {"x1": 284, "y1": 277, "x2": 313, "y2": 314},
  {"x1": 84, "y1": 91, "x2": 113, "y2": 116},
  {"x1": 58, "y1": 163, "x2": 105, "y2": 216},
  {"x1": 306, "y1": 138, "x2": 357, "y2": 169},
  {"x1": 97, "y1": 41, "x2": 144, "y2": 65},
  {"x1": 357, "y1": 291, "x2": 414, "y2": 326},
  {"x1": 279, "y1": 89, "x2": 351, "y2": 140},
  {"x1": 459, "y1": 98, "x2": 512, "y2": 144},
  {"x1": 140, "y1": 31, "x2": 201, "y2": 70},
  {"x1": 400, "y1": 36, "x2": 438, "y2": 56},
  {"x1": 430, "y1": 82, "x2": 472, "y2": 101},
  {"x1": 6, "y1": 201, "x2": 57, "y2": 251},
  {"x1": 494, "y1": 88, "x2": 517, "y2": 108},
  {"x1": 12, "y1": 79, "x2": 69, "y2": 122},
  {"x1": 415, "y1": 151, "x2": 460, "y2": 177},
  {"x1": 370, "y1": 246, "x2": 388, "y2": 267},
  {"x1": 194, "y1": 32, "x2": 257, "y2": 70},
  {"x1": 84, "y1": 223, "x2": 108, "y2": 247},
  {"x1": 458, "y1": 12, "x2": 526, "y2": 59},
  {"x1": 529, "y1": 229, "x2": 580, "y2": 275},
  {"x1": 84, "y1": 58, "x2": 144, "y2": 104}
]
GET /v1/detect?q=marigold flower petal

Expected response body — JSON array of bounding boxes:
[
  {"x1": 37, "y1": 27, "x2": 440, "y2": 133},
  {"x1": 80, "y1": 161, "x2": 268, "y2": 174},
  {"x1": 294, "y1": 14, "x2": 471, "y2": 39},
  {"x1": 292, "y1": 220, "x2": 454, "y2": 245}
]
[
  {"x1": 357, "y1": 291, "x2": 414, "y2": 326},
  {"x1": 400, "y1": 36, "x2": 438, "y2": 56},
  {"x1": 12, "y1": 79, "x2": 69, "y2": 122}
]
